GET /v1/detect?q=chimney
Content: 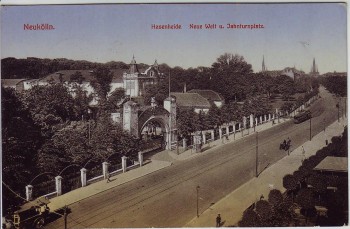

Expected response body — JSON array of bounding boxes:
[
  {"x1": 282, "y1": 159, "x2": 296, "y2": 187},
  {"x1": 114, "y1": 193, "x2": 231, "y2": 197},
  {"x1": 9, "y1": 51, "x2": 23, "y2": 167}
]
[{"x1": 184, "y1": 83, "x2": 187, "y2": 93}]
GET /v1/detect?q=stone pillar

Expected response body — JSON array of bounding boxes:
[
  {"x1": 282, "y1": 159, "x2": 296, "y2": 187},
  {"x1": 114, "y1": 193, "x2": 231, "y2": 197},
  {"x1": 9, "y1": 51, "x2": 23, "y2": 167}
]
[
  {"x1": 211, "y1": 130, "x2": 214, "y2": 140},
  {"x1": 264, "y1": 114, "x2": 267, "y2": 122},
  {"x1": 102, "y1": 162, "x2": 109, "y2": 179},
  {"x1": 249, "y1": 114, "x2": 254, "y2": 128},
  {"x1": 238, "y1": 123, "x2": 241, "y2": 131},
  {"x1": 268, "y1": 114, "x2": 271, "y2": 121},
  {"x1": 166, "y1": 131, "x2": 172, "y2": 150},
  {"x1": 183, "y1": 138, "x2": 187, "y2": 149},
  {"x1": 122, "y1": 156, "x2": 127, "y2": 173},
  {"x1": 138, "y1": 152, "x2": 143, "y2": 167},
  {"x1": 202, "y1": 133, "x2": 206, "y2": 144},
  {"x1": 25, "y1": 185, "x2": 33, "y2": 201},
  {"x1": 55, "y1": 176, "x2": 62, "y2": 196},
  {"x1": 80, "y1": 168, "x2": 87, "y2": 187},
  {"x1": 255, "y1": 118, "x2": 258, "y2": 127},
  {"x1": 259, "y1": 116, "x2": 262, "y2": 124},
  {"x1": 233, "y1": 123, "x2": 236, "y2": 133},
  {"x1": 272, "y1": 113, "x2": 275, "y2": 120},
  {"x1": 226, "y1": 126, "x2": 229, "y2": 136},
  {"x1": 219, "y1": 128, "x2": 222, "y2": 139}
]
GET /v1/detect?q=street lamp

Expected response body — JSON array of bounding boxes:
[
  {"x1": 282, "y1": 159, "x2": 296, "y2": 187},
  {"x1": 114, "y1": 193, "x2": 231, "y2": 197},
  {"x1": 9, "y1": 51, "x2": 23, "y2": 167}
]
[
  {"x1": 336, "y1": 102, "x2": 340, "y2": 122},
  {"x1": 255, "y1": 131, "x2": 259, "y2": 177},
  {"x1": 309, "y1": 115, "x2": 312, "y2": 141},
  {"x1": 196, "y1": 185, "x2": 200, "y2": 217}
]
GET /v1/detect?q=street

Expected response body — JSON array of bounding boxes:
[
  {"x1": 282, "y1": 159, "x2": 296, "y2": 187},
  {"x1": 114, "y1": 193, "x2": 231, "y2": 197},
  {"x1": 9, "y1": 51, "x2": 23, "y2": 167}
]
[{"x1": 46, "y1": 87, "x2": 342, "y2": 228}]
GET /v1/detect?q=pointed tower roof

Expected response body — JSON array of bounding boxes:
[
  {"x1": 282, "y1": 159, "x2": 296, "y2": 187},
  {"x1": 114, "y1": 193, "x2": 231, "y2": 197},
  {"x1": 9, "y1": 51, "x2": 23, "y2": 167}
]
[
  {"x1": 262, "y1": 55, "x2": 266, "y2": 72},
  {"x1": 129, "y1": 55, "x2": 139, "y2": 74}
]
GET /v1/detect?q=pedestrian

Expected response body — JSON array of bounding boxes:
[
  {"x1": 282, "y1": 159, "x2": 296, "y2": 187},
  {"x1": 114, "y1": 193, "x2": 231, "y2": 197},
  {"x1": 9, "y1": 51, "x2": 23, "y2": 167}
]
[
  {"x1": 216, "y1": 214, "x2": 221, "y2": 227},
  {"x1": 106, "y1": 173, "x2": 112, "y2": 183},
  {"x1": 301, "y1": 146, "x2": 305, "y2": 162}
]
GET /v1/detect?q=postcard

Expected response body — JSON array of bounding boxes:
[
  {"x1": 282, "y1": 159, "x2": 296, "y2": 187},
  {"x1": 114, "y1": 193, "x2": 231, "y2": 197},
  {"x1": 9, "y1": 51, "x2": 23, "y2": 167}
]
[{"x1": 1, "y1": 2, "x2": 348, "y2": 228}]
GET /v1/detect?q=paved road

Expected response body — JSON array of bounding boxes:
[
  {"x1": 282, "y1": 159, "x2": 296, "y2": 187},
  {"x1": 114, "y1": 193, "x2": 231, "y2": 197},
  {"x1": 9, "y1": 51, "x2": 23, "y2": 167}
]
[{"x1": 46, "y1": 88, "x2": 341, "y2": 228}]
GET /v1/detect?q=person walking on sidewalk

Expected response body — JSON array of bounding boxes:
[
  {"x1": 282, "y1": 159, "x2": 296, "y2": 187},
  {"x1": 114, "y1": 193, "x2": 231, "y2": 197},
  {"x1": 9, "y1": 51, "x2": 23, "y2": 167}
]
[
  {"x1": 301, "y1": 146, "x2": 306, "y2": 162},
  {"x1": 216, "y1": 214, "x2": 221, "y2": 227},
  {"x1": 106, "y1": 173, "x2": 112, "y2": 183}
]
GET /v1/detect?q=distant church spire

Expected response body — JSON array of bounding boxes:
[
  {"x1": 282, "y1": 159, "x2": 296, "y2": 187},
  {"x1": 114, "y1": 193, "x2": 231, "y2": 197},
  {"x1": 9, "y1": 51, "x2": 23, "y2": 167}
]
[
  {"x1": 262, "y1": 55, "x2": 266, "y2": 72},
  {"x1": 310, "y1": 57, "x2": 319, "y2": 77},
  {"x1": 129, "y1": 55, "x2": 139, "y2": 74}
]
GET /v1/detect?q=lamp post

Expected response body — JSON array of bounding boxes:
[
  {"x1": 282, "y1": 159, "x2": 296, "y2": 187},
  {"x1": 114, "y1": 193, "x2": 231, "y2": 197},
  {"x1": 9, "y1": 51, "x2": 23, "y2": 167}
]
[
  {"x1": 309, "y1": 115, "x2": 312, "y2": 141},
  {"x1": 88, "y1": 108, "x2": 92, "y2": 144},
  {"x1": 336, "y1": 102, "x2": 340, "y2": 122},
  {"x1": 196, "y1": 185, "x2": 200, "y2": 217},
  {"x1": 255, "y1": 131, "x2": 259, "y2": 177}
]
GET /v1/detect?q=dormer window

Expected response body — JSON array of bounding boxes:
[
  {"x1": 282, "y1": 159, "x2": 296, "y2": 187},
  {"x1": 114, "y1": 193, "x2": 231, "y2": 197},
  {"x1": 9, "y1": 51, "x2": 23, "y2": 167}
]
[{"x1": 150, "y1": 71, "x2": 154, "y2": 77}]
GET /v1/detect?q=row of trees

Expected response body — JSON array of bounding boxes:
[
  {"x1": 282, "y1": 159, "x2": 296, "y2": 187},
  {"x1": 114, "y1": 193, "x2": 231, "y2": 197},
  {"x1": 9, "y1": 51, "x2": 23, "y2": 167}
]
[
  {"x1": 319, "y1": 74, "x2": 347, "y2": 97},
  {"x1": 144, "y1": 53, "x2": 318, "y2": 106},
  {"x1": 239, "y1": 128, "x2": 348, "y2": 227},
  {"x1": 176, "y1": 97, "x2": 272, "y2": 140}
]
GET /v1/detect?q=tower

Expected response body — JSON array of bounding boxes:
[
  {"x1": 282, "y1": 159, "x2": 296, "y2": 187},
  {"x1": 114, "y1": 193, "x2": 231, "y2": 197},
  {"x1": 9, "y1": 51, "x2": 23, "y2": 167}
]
[
  {"x1": 262, "y1": 55, "x2": 266, "y2": 72},
  {"x1": 129, "y1": 55, "x2": 139, "y2": 74},
  {"x1": 310, "y1": 58, "x2": 319, "y2": 77}
]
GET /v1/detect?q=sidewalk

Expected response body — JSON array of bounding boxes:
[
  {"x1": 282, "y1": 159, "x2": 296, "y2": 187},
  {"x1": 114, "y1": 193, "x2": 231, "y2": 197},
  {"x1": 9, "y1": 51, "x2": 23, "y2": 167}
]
[
  {"x1": 167, "y1": 117, "x2": 290, "y2": 161},
  {"x1": 185, "y1": 117, "x2": 347, "y2": 227},
  {"x1": 47, "y1": 160, "x2": 172, "y2": 211}
]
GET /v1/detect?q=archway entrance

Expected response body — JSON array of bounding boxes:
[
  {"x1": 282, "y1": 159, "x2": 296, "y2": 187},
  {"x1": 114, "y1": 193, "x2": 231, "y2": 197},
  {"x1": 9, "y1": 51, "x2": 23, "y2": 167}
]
[{"x1": 139, "y1": 117, "x2": 168, "y2": 153}]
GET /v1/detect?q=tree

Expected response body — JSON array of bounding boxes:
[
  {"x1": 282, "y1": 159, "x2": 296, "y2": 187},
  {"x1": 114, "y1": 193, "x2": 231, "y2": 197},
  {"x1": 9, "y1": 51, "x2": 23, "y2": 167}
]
[
  {"x1": 268, "y1": 189, "x2": 283, "y2": 207},
  {"x1": 274, "y1": 75, "x2": 296, "y2": 100},
  {"x1": 90, "y1": 115, "x2": 139, "y2": 162},
  {"x1": 143, "y1": 79, "x2": 169, "y2": 105},
  {"x1": 2, "y1": 87, "x2": 43, "y2": 209},
  {"x1": 212, "y1": 53, "x2": 253, "y2": 75},
  {"x1": 90, "y1": 66, "x2": 114, "y2": 103},
  {"x1": 255, "y1": 200, "x2": 273, "y2": 226},
  {"x1": 37, "y1": 121, "x2": 90, "y2": 174},
  {"x1": 176, "y1": 108, "x2": 199, "y2": 139},
  {"x1": 238, "y1": 209, "x2": 261, "y2": 227},
  {"x1": 295, "y1": 188, "x2": 316, "y2": 223},
  {"x1": 206, "y1": 105, "x2": 222, "y2": 129},
  {"x1": 70, "y1": 71, "x2": 84, "y2": 84},
  {"x1": 283, "y1": 174, "x2": 298, "y2": 201},
  {"x1": 22, "y1": 84, "x2": 78, "y2": 137},
  {"x1": 307, "y1": 173, "x2": 327, "y2": 203}
]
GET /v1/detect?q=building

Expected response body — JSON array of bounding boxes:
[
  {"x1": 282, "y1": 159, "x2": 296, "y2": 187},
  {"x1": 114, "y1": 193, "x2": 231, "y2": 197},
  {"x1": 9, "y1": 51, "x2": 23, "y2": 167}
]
[
  {"x1": 281, "y1": 67, "x2": 305, "y2": 80},
  {"x1": 164, "y1": 92, "x2": 211, "y2": 114},
  {"x1": 1, "y1": 79, "x2": 27, "y2": 91},
  {"x1": 123, "y1": 56, "x2": 164, "y2": 98},
  {"x1": 187, "y1": 89, "x2": 225, "y2": 108}
]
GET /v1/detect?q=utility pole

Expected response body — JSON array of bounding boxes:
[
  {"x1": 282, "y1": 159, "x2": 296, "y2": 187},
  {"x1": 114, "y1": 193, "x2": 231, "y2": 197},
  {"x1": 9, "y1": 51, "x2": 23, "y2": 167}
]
[
  {"x1": 64, "y1": 205, "x2": 68, "y2": 229},
  {"x1": 309, "y1": 116, "x2": 312, "y2": 141},
  {"x1": 256, "y1": 131, "x2": 258, "y2": 177},
  {"x1": 168, "y1": 70, "x2": 171, "y2": 150},
  {"x1": 196, "y1": 186, "x2": 200, "y2": 217}
]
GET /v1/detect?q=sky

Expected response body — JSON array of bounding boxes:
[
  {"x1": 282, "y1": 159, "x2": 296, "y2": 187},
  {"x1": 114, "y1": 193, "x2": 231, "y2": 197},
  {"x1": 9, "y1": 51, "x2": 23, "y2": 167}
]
[{"x1": 1, "y1": 3, "x2": 347, "y2": 74}]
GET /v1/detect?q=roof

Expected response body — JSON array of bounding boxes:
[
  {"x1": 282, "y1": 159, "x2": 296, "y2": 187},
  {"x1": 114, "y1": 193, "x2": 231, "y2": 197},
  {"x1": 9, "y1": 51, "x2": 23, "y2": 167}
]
[
  {"x1": 314, "y1": 156, "x2": 348, "y2": 173},
  {"x1": 169, "y1": 92, "x2": 211, "y2": 109},
  {"x1": 1, "y1": 79, "x2": 27, "y2": 87},
  {"x1": 41, "y1": 69, "x2": 124, "y2": 84},
  {"x1": 187, "y1": 89, "x2": 224, "y2": 102}
]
